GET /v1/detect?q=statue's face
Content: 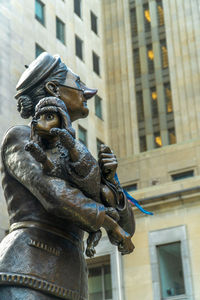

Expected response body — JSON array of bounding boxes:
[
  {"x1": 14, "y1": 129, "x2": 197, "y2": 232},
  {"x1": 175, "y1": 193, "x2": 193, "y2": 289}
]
[
  {"x1": 33, "y1": 112, "x2": 61, "y2": 137},
  {"x1": 58, "y1": 68, "x2": 97, "y2": 122}
]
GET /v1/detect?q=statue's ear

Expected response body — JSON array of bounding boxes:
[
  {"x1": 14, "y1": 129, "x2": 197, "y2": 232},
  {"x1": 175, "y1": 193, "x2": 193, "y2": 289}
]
[{"x1": 45, "y1": 81, "x2": 60, "y2": 97}]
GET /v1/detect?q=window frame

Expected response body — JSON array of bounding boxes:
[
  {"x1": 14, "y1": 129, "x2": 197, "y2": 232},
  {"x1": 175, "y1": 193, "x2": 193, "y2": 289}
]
[
  {"x1": 56, "y1": 16, "x2": 65, "y2": 45},
  {"x1": 149, "y1": 226, "x2": 193, "y2": 300},
  {"x1": 78, "y1": 125, "x2": 87, "y2": 147},
  {"x1": 75, "y1": 35, "x2": 84, "y2": 61},
  {"x1": 74, "y1": 0, "x2": 82, "y2": 18},
  {"x1": 86, "y1": 236, "x2": 124, "y2": 300},
  {"x1": 91, "y1": 11, "x2": 98, "y2": 35},
  {"x1": 35, "y1": 43, "x2": 45, "y2": 58},
  {"x1": 92, "y1": 51, "x2": 100, "y2": 76},
  {"x1": 35, "y1": 0, "x2": 45, "y2": 26}
]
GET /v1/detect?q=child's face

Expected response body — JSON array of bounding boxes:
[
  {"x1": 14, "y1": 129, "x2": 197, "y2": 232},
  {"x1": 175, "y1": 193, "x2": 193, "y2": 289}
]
[{"x1": 34, "y1": 112, "x2": 61, "y2": 137}]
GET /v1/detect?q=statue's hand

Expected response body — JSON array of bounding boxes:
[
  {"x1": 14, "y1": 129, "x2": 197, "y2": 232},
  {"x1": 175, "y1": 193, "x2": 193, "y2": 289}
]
[
  {"x1": 25, "y1": 141, "x2": 54, "y2": 173},
  {"x1": 98, "y1": 145, "x2": 118, "y2": 182},
  {"x1": 103, "y1": 215, "x2": 135, "y2": 255},
  {"x1": 50, "y1": 128, "x2": 75, "y2": 150}
]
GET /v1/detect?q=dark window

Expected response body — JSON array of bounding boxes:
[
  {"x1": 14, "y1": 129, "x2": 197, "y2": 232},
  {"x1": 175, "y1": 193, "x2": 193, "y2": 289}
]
[
  {"x1": 56, "y1": 17, "x2": 65, "y2": 44},
  {"x1": 172, "y1": 170, "x2": 194, "y2": 181},
  {"x1": 75, "y1": 35, "x2": 83, "y2": 60},
  {"x1": 136, "y1": 91, "x2": 144, "y2": 122},
  {"x1": 93, "y1": 52, "x2": 100, "y2": 76},
  {"x1": 164, "y1": 82, "x2": 173, "y2": 114},
  {"x1": 156, "y1": 0, "x2": 164, "y2": 27},
  {"x1": 130, "y1": 7, "x2": 137, "y2": 37},
  {"x1": 168, "y1": 128, "x2": 176, "y2": 145},
  {"x1": 147, "y1": 44, "x2": 154, "y2": 74},
  {"x1": 150, "y1": 87, "x2": 159, "y2": 118},
  {"x1": 124, "y1": 184, "x2": 137, "y2": 193},
  {"x1": 154, "y1": 132, "x2": 162, "y2": 148},
  {"x1": 160, "y1": 39, "x2": 168, "y2": 69},
  {"x1": 35, "y1": 43, "x2": 45, "y2": 58},
  {"x1": 95, "y1": 95, "x2": 103, "y2": 119},
  {"x1": 87, "y1": 255, "x2": 112, "y2": 300},
  {"x1": 91, "y1": 11, "x2": 98, "y2": 35},
  {"x1": 133, "y1": 48, "x2": 141, "y2": 78},
  {"x1": 143, "y1": 3, "x2": 151, "y2": 32},
  {"x1": 74, "y1": 0, "x2": 81, "y2": 18},
  {"x1": 139, "y1": 136, "x2": 147, "y2": 152},
  {"x1": 35, "y1": 0, "x2": 45, "y2": 25},
  {"x1": 78, "y1": 125, "x2": 87, "y2": 146},
  {"x1": 96, "y1": 138, "x2": 104, "y2": 155},
  {"x1": 157, "y1": 242, "x2": 185, "y2": 298}
]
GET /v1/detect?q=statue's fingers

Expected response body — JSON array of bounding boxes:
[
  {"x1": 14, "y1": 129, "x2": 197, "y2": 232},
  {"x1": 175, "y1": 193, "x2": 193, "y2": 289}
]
[
  {"x1": 50, "y1": 128, "x2": 63, "y2": 136},
  {"x1": 98, "y1": 144, "x2": 112, "y2": 157}
]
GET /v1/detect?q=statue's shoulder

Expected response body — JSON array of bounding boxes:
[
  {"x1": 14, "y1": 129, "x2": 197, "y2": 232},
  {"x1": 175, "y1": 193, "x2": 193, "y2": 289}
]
[{"x1": 1, "y1": 125, "x2": 30, "y2": 149}]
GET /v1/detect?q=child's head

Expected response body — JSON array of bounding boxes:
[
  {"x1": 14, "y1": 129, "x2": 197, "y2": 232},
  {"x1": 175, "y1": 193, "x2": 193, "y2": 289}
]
[{"x1": 31, "y1": 97, "x2": 74, "y2": 139}]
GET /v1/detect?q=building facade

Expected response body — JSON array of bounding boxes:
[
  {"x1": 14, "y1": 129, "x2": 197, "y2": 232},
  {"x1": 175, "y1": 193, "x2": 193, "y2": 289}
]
[{"x1": 0, "y1": 0, "x2": 200, "y2": 299}]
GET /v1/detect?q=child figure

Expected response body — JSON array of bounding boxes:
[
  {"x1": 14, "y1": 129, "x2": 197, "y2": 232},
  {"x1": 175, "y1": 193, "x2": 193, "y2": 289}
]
[{"x1": 25, "y1": 97, "x2": 120, "y2": 257}]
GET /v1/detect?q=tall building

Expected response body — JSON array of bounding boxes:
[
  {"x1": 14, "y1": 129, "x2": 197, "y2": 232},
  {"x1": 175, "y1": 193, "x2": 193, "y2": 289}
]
[{"x1": 0, "y1": 0, "x2": 200, "y2": 299}]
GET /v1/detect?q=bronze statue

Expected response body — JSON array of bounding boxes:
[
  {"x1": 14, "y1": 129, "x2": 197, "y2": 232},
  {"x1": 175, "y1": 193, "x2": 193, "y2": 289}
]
[{"x1": 0, "y1": 53, "x2": 135, "y2": 299}]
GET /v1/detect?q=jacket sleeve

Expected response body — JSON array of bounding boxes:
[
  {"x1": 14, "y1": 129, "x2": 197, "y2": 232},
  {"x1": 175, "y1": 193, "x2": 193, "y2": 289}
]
[
  {"x1": 117, "y1": 191, "x2": 135, "y2": 237},
  {"x1": 1, "y1": 126, "x2": 106, "y2": 233}
]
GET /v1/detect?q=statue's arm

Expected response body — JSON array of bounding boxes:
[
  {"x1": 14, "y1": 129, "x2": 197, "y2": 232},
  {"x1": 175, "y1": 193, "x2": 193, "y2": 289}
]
[{"x1": 2, "y1": 126, "x2": 105, "y2": 233}]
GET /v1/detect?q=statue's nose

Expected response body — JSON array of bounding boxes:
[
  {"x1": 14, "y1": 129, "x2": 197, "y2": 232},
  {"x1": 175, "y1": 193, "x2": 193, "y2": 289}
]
[{"x1": 83, "y1": 88, "x2": 98, "y2": 100}]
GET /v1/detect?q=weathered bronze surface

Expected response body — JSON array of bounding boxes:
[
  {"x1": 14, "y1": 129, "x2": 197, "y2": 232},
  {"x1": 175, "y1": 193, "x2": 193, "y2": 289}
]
[{"x1": 0, "y1": 53, "x2": 135, "y2": 299}]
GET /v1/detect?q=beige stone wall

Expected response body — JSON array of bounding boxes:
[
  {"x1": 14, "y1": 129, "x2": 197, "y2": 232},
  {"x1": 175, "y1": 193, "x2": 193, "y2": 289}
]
[{"x1": 123, "y1": 197, "x2": 200, "y2": 300}]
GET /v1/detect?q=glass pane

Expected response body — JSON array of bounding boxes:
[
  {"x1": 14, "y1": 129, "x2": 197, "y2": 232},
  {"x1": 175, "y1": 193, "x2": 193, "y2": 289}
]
[
  {"x1": 147, "y1": 44, "x2": 154, "y2": 74},
  {"x1": 156, "y1": 0, "x2": 164, "y2": 27},
  {"x1": 104, "y1": 265, "x2": 112, "y2": 299},
  {"x1": 93, "y1": 52, "x2": 100, "y2": 75},
  {"x1": 130, "y1": 7, "x2": 137, "y2": 37},
  {"x1": 76, "y1": 36, "x2": 83, "y2": 60},
  {"x1": 56, "y1": 18, "x2": 65, "y2": 44},
  {"x1": 143, "y1": 3, "x2": 151, "y2": 32},
  {"x1": 151, "y1": 87, "x2": 158, "y2": 118},
  {"x1": 78, "y1": 126, "x2": 87, "y2": 146},
  {"x1": 91, "y1": 11, "x2": 98, "y2": 34},
  {"x1": 136, "y1": 91, "x2": 144, "y2": 122},
  {"x1": 74, "y1": 0, "x2": 81, "y2": 17},
  {"x1": 35, "y1": 0, "x2": 44, "y2": 24},
  {"x1": 35, "y1": 44, "x2": 45, "y2": 58},
  {"x1": 158, "y1": 242, "x2": 185, "y2": 298},
  {"x1": 160, "y1": 40, "x2": 168, "y2": 69},
  {"x1": 164, "y1": 83, "x2": 173, "y2": 113},
  {"x1": 88, "y1": 267, "x2": 103, "y2": 300},
  {"x1": 154, "y1": 132, "x2": 162, "y2": 148},
  {"x1": 95, "y1": 95, "x2": 102, "y2": 119},
  {"x1": 139, "y1": 136, "x2": 147, "y2": 152},
  {"x1": 133, "y1": 48, "x2": 141, "y2": 78}
]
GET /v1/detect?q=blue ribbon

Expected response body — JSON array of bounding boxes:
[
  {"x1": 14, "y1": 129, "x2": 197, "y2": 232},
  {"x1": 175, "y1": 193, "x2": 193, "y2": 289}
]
[{"x1": 114, "y1": 173, "x2": 153, "y2": 216}]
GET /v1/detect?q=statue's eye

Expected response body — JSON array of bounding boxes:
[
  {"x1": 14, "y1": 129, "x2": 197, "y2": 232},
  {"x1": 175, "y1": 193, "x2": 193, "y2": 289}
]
[{"x1": 46, "y1": 114, "x2": 54, "y2": 121}]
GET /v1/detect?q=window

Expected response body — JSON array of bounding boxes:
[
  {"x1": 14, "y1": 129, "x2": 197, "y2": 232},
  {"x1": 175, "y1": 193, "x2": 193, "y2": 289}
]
[
  {"x1": 93, "y1": 51, "x2": 100, "y2": 76},
  {"x1": 95, "y1": 95, "x2": 103, "y2": 119},
  {"x1": 133, "y1": 48, "x2": 141, "y2": 78},
  {"x1": 56, "y1": 17, "x2": 65, "y2": 44},
  {"x1": 74, "y1": 0, "x2": 81, "y2": 18},
  {"x1": 147, "y1": 44, "x2": 154, "y2": 74},
  {"x1": 160, "y1": 40, "x2": 168, "y2": 69},
  {"x1": 168, "y1": 128, "x2": 176, "y2": 144},
  {"x1": 35, "y1": 0, "x2": 45, "y2": 25},
  {"x1": 78, "y1": 125, "x2": 87, "y2": 146},
  {"x1": 75, "y1": 35, "x2": 83, "y2": 60},
  {"x1": 123, "y1": 184, "x2": 137, "y2": 193},
  {"x1": 164, "y1": 83, "x2": 173, "y2": 113},
  {"x1": 35, "y1": 43, "x2": 45, "y2": 58},
  {"x1": 154, "y1": 132, "x2": 162, "y2": 148},
  {"x1": 156, "y1": 0, "x2": 164, "y2": 27},
  {"x1": 149, "y1": 226, "x2": 193, "y2": 300},
  {"x1": 96, "y1": 138, "x2": 104, "y2": 155},
  {"x1": 136, "y1": 91, "x2": 144, "y2": 122},
  {"x1": 143, "y1": 3, "x2": 151, "y2": 32},
  {"x1": 91, "y1": 11, "x2": 98, "y2": 35},
  {"x1": 130, "y1": 8, "x2": 138, "y2": 38},
  {"x1": 87, "y1": 255, "x2": 112, "y2": 300},
  {"x1": 171, "y1": 170, "x2": 194, "y2": 181},
  {"x1": 139, "y1": 136, "x2": 147, "y2": 152},
  {"x1": 157, "y1": 242, "x2": 185, "y2": 298},
  {"x1": 151, "y1": 87, "x2": 158, "y2": 118}
]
